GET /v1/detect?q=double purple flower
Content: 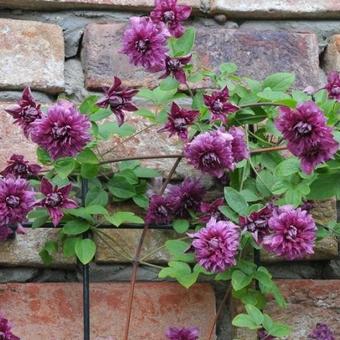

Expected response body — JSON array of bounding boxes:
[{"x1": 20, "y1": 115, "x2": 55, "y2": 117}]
[
  {"x1": 165, "y1": 326, "x2": 199, "y2": 340},
  {"x1": 1, "y1": 154, "x2": 41, "y2": 179},
  {"x1": 0, "y1": 314, "x2": 20, "y2": 340},
  {"x1": 325, "y1": 71, "x2": 340, "y2": 101}
]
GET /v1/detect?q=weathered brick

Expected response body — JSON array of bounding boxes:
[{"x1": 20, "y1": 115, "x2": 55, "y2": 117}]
[
  {"x1": 0, "y1": 0, "x2": 200, "y2": 11},
  {"x1": 210, "y1": 0, "x2": 340, "y2": 19},
  {"x1": 0, "y1": 282, "x2": 216, "y2": 339},
  {"x1": 0, "y1": 102, "x2": 38, "y2": 170},
  {"x1": 323, "y1": 34, "x2": 340, "y2": 73},
  {"x1": 0, "y1": 19, "x2": 64, "y2": 94},
  {"x1": 0, "y1": 229, "x2": 75, "y2": 267},
  {"x1": 82, "y1": 24, "x2": 320, "y2": 90},
  {"x1": 94, "y1": 229, "x2": 177, "y2": 264},
  {"x1": 265, "y1": 280, "x2": 340, "y2": 339}
]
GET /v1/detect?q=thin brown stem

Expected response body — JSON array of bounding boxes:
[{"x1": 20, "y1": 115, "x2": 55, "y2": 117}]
[
  {"x1": 208, "y1": 284, "x2": 232, "y2": 340},
  {"x1": 160, "y1": 156, "x2": 182, "y2": 195},
  {"x1": 99, "y1": 154, "x2": 182, "y2": 165},
  {"x1": 250, "y1": 145, "x2": 287, "y2": 154},
  {"x1": 239, "y1": 102, "x2": 283, "y2": 109}
]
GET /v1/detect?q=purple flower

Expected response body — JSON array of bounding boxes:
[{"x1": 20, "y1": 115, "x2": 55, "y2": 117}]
[
  {"x1": 299, "y1": 138, "x2": 339, "y2": 174},
  {"x1": 121, "y1": 17, "x2": 168, "y2": 72},
  {"x1": 150, "y1": 0, "x2": 192, "y2": 38},
  {"x1": 146, "y1": 195, "x2": 173, "y2": 224},
  {"x1": 167, "y1": 178, "x2": 205, "y2": 218},
  {"x1": 38, "y1": 178, "x2": 77, "y2": 226},
  {"x1": 200, "y1": 198, "x2": 225, "y2": 223},
  {"x1": 204, "y1": 87, "x2": 238, "y2": 123},
  {"x1": 31, "y1": 101, "x2": 91, "y2": 160},
  {"x1": 0, "y1": 155, "x2": 41, "y2": 179},
  {"x1": 229, "y1": 127, "x2": 250, "y2": 163},
  {"x1": 0, "y1": 176, "x2": 35, "y2": 226},
  {"x1": 96, "y1": 77, "x2": 138, "y2": 126},
  {"x1": 0, "y1": 225, "x2": 12, "y2": 241},
  {"x1": 184, "y1": 130, "x2": 235, "y2": 178},
  {"x1": 165, "y1": 326, "x2": 199, "y2": 340},
  {"x1": 325, "y1": 71, "x2": 340, "y2": 101},
  {"x1": 257, "y1": 329, "x2": 275, "y2": 340},
  {"x1": 262, "y1": 205, "x2": 316, "y2": 260},
  {"x1": 189, "y1": 217, "x2": 240, "y2": 273},
  {"x1": 239, "y1": 204, "x2": 274, "y2": 244},
  {"x1": 308, "y1": 323, "x2": 335, "y2": 340},
  {"x1": 160, "y1": 55, "x2": 191, "y2": 84},
  {"x1": 159, "y1": 102, "x2": 198, "y2": 140},
  {"x1": 5, "y1": 87, "x2": 43, "y2": 138},
  {"x1": 0, "y1": 314, "x2": 20, "y2": 340}
]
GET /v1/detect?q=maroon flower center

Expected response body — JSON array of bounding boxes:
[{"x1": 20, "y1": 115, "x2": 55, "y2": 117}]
[
  {"x1": 286, "y1": 225, "x2": 298, "y2": 241},
  {"x1": 201, "y1": 152, "x2": 220, "y2": 168},
  {"x1": 294, "y1": 121, "x2": 312, "y2": 136},
  {"x1": 5, "y1": 195, "x2": 21, "y2": 208},
  {"x1": 51, "y1": 124, "x2": 71, "y2": 140},
  {"x1": 212, "y1": 99, "x2": 224, "y2": 112},
  {"x1": 208, "y1": 237, "x2": 220, "y2": 250},
  {"x1": 167, "y1": 58, "x2": 181, "y2": 71},
  {"x1": 45, "y1": 192, "x2": 63, "y2": 208},
  {"x1": 22, "y1": 106, "x2": 41, "y2": 123},
  {"x1": 156, "y1": 205, "x2": 168, "y2": 217},
  {"x1": 109, "y1": 95, "x2": 124, "y2": 109},
  {"x1": 173, "y1": 117, "x2": 187, "y2": 130},
  {"x1": 135, "y1": 39, "x2": 150, "y2": 54},
  {"x1": 13, "y1": 162, "x2": 29, "y2": 176},
  {"x1": 163, "y1": 10, "x2": 175, "y2": 23},
  {"x1": 331, "y1": 85, "x2": 340, "y2": 95}
]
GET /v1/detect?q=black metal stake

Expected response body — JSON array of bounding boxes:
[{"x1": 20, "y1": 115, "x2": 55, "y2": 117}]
[{"x1": 81, "y1": 178, "x2": 90, "y2": 340}]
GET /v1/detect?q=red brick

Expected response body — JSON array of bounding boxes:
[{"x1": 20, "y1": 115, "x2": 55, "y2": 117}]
[
  {"x1": 210, "y1": 0, "x2": 340, "y2": 19},
  {"x1": 323, "y1": 34, "x2": 340, "y2": 73},
  {"x1": 265, "y1": 280, "x2": 340, "y2": 339},
  {"x1": 0, "y1": 19, "x2": 64, "y2": 94},
  {"x1": 82, "y1": 25, "x2": 320, "y2": 90},
  {"x1": 0, "y1": 0, "x2": 200, "y2": 11},
  {"x1": 0, "y1": 282, "x2": 216, "y2": 339}
]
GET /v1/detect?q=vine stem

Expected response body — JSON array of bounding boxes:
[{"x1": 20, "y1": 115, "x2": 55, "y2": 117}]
[
  {"x1": 123, "y1": 156, "x2": 183, "y2": 340},
  {"x1": 208, "y1": 284, "x2": 232, "y2": 340},
  {"x1": 239, "y1": 102, "x2": 283, "y2": 109}
]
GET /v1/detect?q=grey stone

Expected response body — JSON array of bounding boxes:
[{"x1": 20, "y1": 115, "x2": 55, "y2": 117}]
[
  {"x1": 323, "y1": 258, "x2": 340, "y2": 279},
  {"x1": 0, "y1": 268, "x2": 39, "y2": 283},
  {"x1": 64, "y1": 58, "x2": 88, "y2": 102},
  {"x1": 265, "y1": 262, "x2": 323, "y2": 279},
  {"x1": 0, "y1": 90, "x2": 53, "y2": 103},
  {"x1": 33, "y1": 269, "x2": 78, "y2": 282}
]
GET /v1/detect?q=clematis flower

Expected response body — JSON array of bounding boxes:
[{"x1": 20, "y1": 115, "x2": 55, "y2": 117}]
[
  {"x1": 200, "y1": 197, "x2": 225, "y2": 223},
  {"x1": 146, "y1": 195, "x2": 173, "y2": 224},
  {"x1": 229, "y1": 127, "x2": 250, "y2": 163},
  {"x1": 189, "y1": 217, "x2": 240, "y2": 272},
  {"x1": 0, "y1": 225, "x2": 12, "y2": 241},
  {"x1": 308, "y1": 323, "x2": 335, "y2": 340},
  {"x1": 159, "y1": 102, "x2": 198, "y2": 140},
  {"x1": 0, "y1": 176, "x2": 35, "y2": 227},
  {"x1": 0, "y1": 314, "x2": 20, "y2": 340},
  {"x1": 31, "y1": 101, "x2": 91, "y2": 160},
  {"x1": 38, "y1": 178, "x2": 77, "y2": 226},
  {"x1": 167, "y1": 178, "x2": 205, "y2": 218},
  {"x1": 96, "y1": 76, "x2": 138, "y2": 126},
  {"x1": 165, "y1": 326, "x2": 199, "y2": 340},
  {"x1": 5, "y1": 87, "x2": 43, "y2": 138},
  {"x1": 121, "y1": 16, "x2": 168, "y2": 72},
  {"x1": 262, "y1": 205, "x2": 316, "y2": 260},
  {"x1": 184, "y1": 130, "x2": 235, "y2": 178},
  {"x1": 204, "y1": 87, "x2": 238, "y2": 123},
  {"x1": 257, "y1": 329, "x2": 275, "y2": 340},
  {"x1": 239, "y1": 204, "x2": 274, "y2": 244},
  {"x1": 325, "y1": 71, "x2": 340, "y2": 101},
  {"x1": 160, "y1": 55, "x2": 191, "y2": 84},
  {"x1": 150, "y1": 0, "x2": 192, "y2": 38},
  {"x1": 0, "y1": 154, "x2": 41, "y2": 179}
]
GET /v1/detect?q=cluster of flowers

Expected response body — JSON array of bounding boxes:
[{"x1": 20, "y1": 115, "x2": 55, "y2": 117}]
[
  {"x1": 0, "y1": 154, "x2": 77, "y2": 240},
  {"x1": 0, "y1": 314, "x2": 20, "y2": 340}
]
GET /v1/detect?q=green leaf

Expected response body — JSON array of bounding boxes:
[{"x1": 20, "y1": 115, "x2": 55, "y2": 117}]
[
  {"x1": 89, "y1": 108, "x2": 112, "y2": 121},
  {"x1": 85, "y1": 188, "x2": 109, "y2": 206},
  {"x1": 268, "y1": 323, "x2": 291, "y2": 337},
  {"x1": 79, "y1": 95, "x2": 99, "y2": 115},
  {"x1": 133, "y1": 167, "x2": 161, "y2": 178},
  {"x1": 232, "y1": 270, "x2": 253, "y2": 291},
  {"x1": 80, "y1": 163, "x2": 99, "y2": 179},
  {"x1": 55, "y1": 158, "x2": 76, "y2": 178},
  {"x1": 165, "y1": 239, "x2": 194, "y2": 262},
  {"x1": 308, "y1": 173, "x2": 340, "y2": 200},
  {"x1": 77, "y1": 149, "x2": 99, "y2": 164},
  {"x1": 274, "y1": 158, "x2": 300, "y2": 177},
  {"x1": 218, "y1": 205, "x2": 239, "y2": 223},
  {"x1": 159, "y1": 261, "x2": 198, "y2": 288},
  {"x1": 75, "y1": 239, "x2": 96, "y2": 264},
  {"x1": 160, "y1": 77, "x2": 179, "y2": 90},
  {"x1": 98, "y1": 122, "x2": 135, "y2": 139},
  {"x1": 220, "y1": 63, "x2": 237, "y2": 74},
  {"x1": 245, "y1": 304, "x2": 264, "y2": 325},
  {"x1": 135, "y1": 108, "x2": 155, "y2": 120},
  {"x1": 263, "y1": 72, "x2": 295, "y2": 91},
  {"x1": 108, "y1": 176, "x2": 136, "y2": 199},
  {"x1": 105, "y1": 211, "x2": 144, "y2": 227},
  {"x1": 215, "y1": 271, "x2": 232, "y2": 281},
  {"x1": 257, "y1": 88, "x2": 291, "y2": 102},
  {"x1": 37, "y1": 147, "x2": 52, "y2": 165},
  {"x1": 232, "y1": 314, "x2": 259, "y2": 330},
  {"x1": 169, "y1": 27, "x2": 196, "y2": 56},
  {"x1": 132, "y1": 195, "x2": 149, "y2": 209},
  {"x1": 63, "y1": 237, "x2": 80, "y2": 257},
  {"x1": 173, "y1": 219, "x2": 190, "y2": 233},
  {"x1": 63, "y1": 220, "x2": 91, "y2": 235},
  {"x1": 224, "y1": 187, "x2": 248, "y2": 215}
]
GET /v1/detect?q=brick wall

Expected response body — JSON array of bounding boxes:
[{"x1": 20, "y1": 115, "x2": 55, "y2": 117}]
[{"x1": 0, "y1": 1, "x2": 340, "y2": 339}]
